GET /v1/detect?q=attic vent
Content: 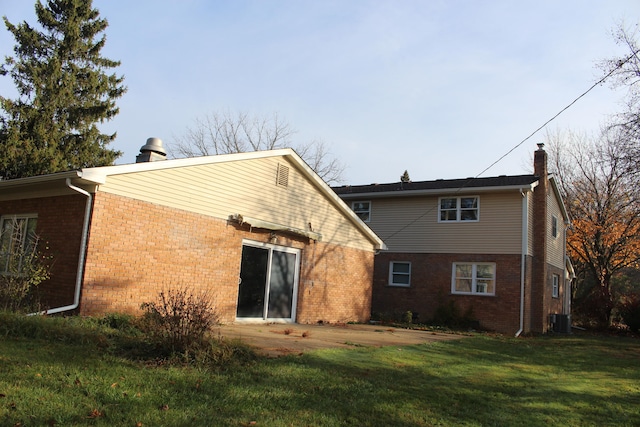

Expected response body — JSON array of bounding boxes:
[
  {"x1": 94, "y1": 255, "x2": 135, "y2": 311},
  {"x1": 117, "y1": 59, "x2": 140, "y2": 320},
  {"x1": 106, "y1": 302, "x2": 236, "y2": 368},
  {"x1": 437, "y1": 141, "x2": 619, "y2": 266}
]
[{"x1": 276, "y1": 163, "x2": 289, "y2": 187}]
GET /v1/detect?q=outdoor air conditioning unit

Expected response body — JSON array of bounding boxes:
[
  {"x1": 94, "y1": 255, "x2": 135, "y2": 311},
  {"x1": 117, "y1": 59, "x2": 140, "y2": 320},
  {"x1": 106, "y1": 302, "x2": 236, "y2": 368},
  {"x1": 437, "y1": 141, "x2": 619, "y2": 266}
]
[{"x1": 553, "y1": 314, "x2": 571, "y2": 334}]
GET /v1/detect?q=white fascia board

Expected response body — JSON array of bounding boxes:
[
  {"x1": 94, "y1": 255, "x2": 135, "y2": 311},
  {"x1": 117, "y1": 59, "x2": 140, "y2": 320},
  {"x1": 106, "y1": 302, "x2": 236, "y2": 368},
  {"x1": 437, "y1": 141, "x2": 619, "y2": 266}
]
[{"x1": 338, "y1": 182, "x2": 539, "y2": 200}]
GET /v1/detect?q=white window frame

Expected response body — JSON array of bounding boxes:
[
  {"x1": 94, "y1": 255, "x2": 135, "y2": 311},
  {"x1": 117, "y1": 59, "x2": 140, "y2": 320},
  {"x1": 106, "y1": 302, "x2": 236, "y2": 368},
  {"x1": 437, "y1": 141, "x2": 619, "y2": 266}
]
[
  {"x1": 438, "y1": 196, "x2": 479, "y2": 222},
  {"x1": 0, "y1": 214, "x2": 38, "y2": 275},
  {"x1": 451, "y1": 262, "x2": 496, "y2": 296},
  {"x1": 351, "y1": 201, "x2": 371, "y2": 222},
  {"x1": 389, "y1": 261, "x2": 411, "y2": 287},
  {"x1": 552, "y1": 274, "x2": 559, "y2": 298},
  {"x1": 551, "y1": 215, "x2": 558, "y2": 238}
]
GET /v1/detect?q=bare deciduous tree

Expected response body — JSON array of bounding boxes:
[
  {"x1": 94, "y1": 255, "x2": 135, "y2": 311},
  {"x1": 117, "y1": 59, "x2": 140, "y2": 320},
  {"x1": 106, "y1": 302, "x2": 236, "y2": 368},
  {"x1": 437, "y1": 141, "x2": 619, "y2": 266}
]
[
  {"x1": 599, "y1": 23, "x2": 640, "y2": 175},
  {"x1": 547, "y1": 129, "x2": 640, "y2": 326},
  {"x1": 170, "y1": 110, "x2": 345, "y2": 184}
]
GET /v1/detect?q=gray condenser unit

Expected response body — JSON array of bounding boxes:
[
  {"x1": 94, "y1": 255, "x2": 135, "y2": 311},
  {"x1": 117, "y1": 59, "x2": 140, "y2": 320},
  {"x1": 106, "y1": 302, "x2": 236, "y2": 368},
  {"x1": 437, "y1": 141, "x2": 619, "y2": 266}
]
[{"x1": 553, "y1": 314, "x2": 571, "y2": 333}]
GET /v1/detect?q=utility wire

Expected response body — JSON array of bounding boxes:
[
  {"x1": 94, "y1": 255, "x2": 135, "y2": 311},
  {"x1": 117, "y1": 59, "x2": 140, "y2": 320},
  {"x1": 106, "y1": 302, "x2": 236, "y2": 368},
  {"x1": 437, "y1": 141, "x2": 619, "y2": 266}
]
[{"x1": 381, "y1": 50, "x2": 639, "y2": 242}]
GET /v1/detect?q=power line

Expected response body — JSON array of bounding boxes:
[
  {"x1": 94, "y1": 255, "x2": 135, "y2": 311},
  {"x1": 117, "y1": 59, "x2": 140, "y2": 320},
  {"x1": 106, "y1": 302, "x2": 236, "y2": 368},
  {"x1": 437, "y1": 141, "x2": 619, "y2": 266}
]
[{"x1": 381, "y1": 51, "x2": 638, "y2": 242}]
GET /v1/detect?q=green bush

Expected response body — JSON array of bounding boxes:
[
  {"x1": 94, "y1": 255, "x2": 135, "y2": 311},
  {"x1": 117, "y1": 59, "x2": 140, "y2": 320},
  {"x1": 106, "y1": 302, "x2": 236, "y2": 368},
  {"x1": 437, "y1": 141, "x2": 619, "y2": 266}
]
[{"x1": 140, "y1": 287, "x2": 220, "y2": 355}]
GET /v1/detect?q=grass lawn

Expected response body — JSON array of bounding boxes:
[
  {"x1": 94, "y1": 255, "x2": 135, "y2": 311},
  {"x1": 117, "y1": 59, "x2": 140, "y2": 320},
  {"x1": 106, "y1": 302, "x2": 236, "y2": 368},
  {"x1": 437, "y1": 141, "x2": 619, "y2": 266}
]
[{"x1": 0, "y1": 317, "x2": 639, "y2": 426}]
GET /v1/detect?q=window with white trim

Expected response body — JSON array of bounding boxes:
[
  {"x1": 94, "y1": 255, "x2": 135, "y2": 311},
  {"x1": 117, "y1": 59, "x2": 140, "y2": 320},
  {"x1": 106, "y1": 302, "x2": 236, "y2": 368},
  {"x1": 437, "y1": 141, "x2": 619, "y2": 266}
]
[
  {"x1": 552, "y1": 274, "x2": 559, "y2": 298},
  {"x1": 0, "y1": 215, "x2": 38, "y2": 274},
  {"x1": 351, "y1": 201, "x2": 371, "y2": 222},
  {"x1": 439, "y1": 196, "x2": 479, "y2": 222},
  {"x1": 389, "y1": 261, "x2": 411, "y2": 287},
  {"x1": 452, "y1": 263, "x2": 495, "y2": 295},
  {"x1": 551, "y1": 215, "x2": 558, "y2": 238}
]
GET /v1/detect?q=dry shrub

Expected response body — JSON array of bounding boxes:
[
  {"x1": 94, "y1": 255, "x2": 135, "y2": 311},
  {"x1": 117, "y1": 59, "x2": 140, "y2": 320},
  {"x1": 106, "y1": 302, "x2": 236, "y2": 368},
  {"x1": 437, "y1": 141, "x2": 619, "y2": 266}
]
[{"x1": 140, "y1": 287, "x2": 219, "y2": 354}]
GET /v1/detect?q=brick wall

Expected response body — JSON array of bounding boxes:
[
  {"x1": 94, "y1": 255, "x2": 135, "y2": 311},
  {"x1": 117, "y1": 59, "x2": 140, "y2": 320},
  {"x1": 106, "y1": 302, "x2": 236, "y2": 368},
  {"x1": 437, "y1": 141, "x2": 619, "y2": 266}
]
[
  {"x1": 372, "y1": 252, "x2": 524, "y2": 334},
  {"x1": 81, "y1": 192, "x2": 374, "y2": 323},
  {"x1": 0, "y1": 195, "x2": 86, "y2": 309}
]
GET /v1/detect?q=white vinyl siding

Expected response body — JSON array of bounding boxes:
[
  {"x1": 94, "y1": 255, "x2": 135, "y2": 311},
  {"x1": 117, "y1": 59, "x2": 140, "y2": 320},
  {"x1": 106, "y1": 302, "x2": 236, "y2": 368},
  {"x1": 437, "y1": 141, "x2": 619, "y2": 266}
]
[
  {"x1": 98, "y1": 157, "x2": 376, "y2": 251},
  {"x1": 547, "y1": 190, "x2": 565, "y2": 268},
  {"x1": 366, "y1": 192, "x2": 523, "y2": 254}
]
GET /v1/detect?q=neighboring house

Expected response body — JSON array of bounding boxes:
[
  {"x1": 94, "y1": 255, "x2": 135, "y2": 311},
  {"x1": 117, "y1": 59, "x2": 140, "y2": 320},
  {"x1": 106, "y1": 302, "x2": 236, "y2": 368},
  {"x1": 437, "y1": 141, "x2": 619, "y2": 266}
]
[
  {"x1": 334, "y1": 144, "x2": 573, "y2": 335},
  {"x1": 0, "y1": 140, "x2": 385, "y2": 324}
]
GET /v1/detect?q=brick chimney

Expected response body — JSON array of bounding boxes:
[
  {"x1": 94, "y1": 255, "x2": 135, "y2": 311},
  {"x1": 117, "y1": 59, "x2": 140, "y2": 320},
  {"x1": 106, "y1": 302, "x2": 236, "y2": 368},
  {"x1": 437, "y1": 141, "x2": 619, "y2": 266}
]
[{"x1": 531, "y1": 143, "x2": 548, "y2": 332}]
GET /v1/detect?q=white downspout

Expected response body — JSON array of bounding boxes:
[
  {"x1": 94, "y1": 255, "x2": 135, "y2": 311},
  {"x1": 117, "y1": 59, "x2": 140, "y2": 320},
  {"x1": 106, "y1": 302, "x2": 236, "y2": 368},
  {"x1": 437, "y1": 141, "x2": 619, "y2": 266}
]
[
  {"x1": 515, "y1": 190, "x2": 528, "y2": 337},
  {"x1": 41, "y1": 178, "x2": 92, "y2": 315}
]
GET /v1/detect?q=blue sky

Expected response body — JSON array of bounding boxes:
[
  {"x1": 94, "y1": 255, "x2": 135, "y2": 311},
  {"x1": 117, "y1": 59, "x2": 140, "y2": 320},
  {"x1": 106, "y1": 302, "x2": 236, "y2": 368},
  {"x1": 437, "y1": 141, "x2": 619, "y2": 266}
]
[{"x1": 1, "y1": 0, "x2": 639, "y2": 184}]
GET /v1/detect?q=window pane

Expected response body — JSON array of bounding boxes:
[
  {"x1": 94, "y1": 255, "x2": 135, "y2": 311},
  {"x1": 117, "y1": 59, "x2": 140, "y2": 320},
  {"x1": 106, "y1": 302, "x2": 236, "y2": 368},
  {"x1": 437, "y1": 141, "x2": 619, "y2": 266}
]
[
  {"x1": 455, "y1": 264, "x2": 472, "y2": 278},
  {"x1": 455, "y1": 278, "x2": 472, "y2": 292},
  {"x1": 460, "y1": 197, "x2": 477, "y2": 208},
  {"x1": 392, "y1": 274, "x2": 410, "y2": 285},
  {"x1": 440, "y1": 198, "x2": 457, "y2": 209},
  {"x1": 460, "y1": 209, "x2": 477, "y2": 221},
  {"x1": 476, "y1": 264, "x2": 494, "y2": 279},
  {"x1": 476, "y1": 280, "x2": 493, "y2": 293},
  {"x1": 392, "y1": 263, "x2": 410, "y2": 274}
]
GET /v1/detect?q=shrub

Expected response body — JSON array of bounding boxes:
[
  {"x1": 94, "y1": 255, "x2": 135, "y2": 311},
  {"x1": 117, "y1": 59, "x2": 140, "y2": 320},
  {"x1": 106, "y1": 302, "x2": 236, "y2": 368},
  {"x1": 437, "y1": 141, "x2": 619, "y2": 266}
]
[
  {"x1": 140, "y1": 287, "x2": 220, "y2": 355},
  {"x1": 402, "y1": 310, "x2": 413, "y2": 324},
  {"x1": 432, "y1": 300, "x2": 477, "y2": 330},
  {"x1": 618, "y1": 294, "x2": 640, "y2": 333},
  {"x1": 0, "y1": 232, "x2": 52, "y2": 313}
]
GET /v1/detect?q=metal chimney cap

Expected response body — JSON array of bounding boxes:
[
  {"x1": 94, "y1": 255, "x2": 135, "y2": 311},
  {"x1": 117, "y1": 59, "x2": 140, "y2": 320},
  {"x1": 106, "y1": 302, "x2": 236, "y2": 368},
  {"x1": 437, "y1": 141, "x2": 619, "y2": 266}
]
[{"x1": 140, "y1": 137, "x2": 167, "y2": 155}]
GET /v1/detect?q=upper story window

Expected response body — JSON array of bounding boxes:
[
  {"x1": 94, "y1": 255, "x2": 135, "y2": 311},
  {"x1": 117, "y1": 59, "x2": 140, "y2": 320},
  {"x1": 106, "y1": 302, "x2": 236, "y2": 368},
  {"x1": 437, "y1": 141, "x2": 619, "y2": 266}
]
[
  {"x1": 439, "y1": 196, "x2": 479, "y2": 222},
  {"x1": 351, "y1": 201, "x2": 371, "y2": 222},
  {"x1": 389, "y1": 261, "x2": 411, "y2": 287},
  {"x1": 551, "y1": 215, "x2": 558, "y2": 238},
  {"x1": 0, "y1": 215, "x2": 38, "y2": 275},
  {"x1": 452, "y1": 262, "x2": 495, "y2": 295}
]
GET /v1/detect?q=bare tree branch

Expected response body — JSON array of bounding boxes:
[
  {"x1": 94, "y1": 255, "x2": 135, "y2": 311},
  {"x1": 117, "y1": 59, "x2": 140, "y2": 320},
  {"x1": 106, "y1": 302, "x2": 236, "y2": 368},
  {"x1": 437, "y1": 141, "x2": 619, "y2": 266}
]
[{"x1": 169, "y1": 110, "x2": 345, "y2": 184}]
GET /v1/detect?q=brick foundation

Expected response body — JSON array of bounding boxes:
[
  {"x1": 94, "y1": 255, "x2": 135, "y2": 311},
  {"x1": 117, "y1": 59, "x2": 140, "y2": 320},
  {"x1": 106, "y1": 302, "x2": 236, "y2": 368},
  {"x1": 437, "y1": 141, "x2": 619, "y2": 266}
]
[{"x1": 372, "y1": 252, "x2": 525, "y2": 334}]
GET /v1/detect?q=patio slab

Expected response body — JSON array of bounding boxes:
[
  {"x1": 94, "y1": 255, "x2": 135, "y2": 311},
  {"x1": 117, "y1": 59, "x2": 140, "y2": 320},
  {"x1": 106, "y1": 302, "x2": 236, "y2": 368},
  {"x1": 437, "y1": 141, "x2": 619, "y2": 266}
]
[{"x1": 214, "y1": 323, "x2": 464, "y2": 357}]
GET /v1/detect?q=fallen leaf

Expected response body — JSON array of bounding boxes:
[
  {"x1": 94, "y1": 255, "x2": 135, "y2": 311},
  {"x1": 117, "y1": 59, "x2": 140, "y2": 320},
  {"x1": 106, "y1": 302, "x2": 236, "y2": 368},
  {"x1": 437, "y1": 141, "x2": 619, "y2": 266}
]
[
  {"x1": 111, "y1": 382, "x2": 118, "y2": 388},
  {"x1": 87, "y1": 409, "x2": 103, "y2": 418},
  {"x1": 159, "y1": 404, "x2": 169, "y2": 411}
]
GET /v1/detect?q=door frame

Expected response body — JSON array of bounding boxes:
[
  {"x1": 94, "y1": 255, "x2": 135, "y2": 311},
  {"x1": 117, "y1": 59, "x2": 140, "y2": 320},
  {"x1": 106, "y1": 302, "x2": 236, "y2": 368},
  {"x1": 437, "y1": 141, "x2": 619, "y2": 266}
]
[{"x1": 235, "y1": 239, "x2": 301, "y2": 323}]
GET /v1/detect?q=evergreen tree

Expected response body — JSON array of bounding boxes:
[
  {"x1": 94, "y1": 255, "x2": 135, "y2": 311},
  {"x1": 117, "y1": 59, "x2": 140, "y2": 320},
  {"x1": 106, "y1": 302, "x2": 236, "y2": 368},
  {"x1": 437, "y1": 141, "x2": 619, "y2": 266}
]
[
  {"x1": 0, "y1": 0, "x2": 125, "y2": 179},
  {"x1": 400, "y1": 170, "x2": 410, "y2": 183}
]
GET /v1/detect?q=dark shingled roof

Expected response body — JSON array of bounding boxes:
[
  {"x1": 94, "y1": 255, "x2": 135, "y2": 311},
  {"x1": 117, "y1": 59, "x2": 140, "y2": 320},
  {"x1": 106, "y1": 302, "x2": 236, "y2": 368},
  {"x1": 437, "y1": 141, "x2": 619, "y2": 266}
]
[{"x1": 332, "y1": 174, "x2": 539, "y2": 195}]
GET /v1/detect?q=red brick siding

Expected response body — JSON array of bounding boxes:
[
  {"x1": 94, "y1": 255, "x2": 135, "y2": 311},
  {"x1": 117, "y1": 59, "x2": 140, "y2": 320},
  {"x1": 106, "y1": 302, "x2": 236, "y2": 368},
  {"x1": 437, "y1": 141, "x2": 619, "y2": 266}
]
[
  {"x1": 81, "y1": 192, "x2": 373, "y2": 323},
  {"x1": 372, "y1": 252, "x2": 524, "y2": 334},
  {"x1": 0, "y1": 195, "x2": 86, "y2": 309}
]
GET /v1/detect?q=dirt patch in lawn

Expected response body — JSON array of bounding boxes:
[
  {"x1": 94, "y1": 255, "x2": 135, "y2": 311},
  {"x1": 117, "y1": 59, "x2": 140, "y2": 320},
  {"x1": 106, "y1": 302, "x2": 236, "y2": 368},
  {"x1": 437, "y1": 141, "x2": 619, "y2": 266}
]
[{"x1": 214, "y1": 323, "x2": 464, "y2": 357}]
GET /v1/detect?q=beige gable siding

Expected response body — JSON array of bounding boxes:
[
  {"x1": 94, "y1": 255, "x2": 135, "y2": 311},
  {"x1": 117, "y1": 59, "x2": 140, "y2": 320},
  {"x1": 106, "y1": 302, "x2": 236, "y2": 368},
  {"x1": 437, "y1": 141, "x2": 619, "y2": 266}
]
[
  {"x1": 547, "y1": 189, "x2": 565, "y2": 268},
  {"x1": 97, "y1": 156, "x2": 374, "y2": 251},
  {"x1": 367, "y1": 192, "x2": 523, "y2": 254}
]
